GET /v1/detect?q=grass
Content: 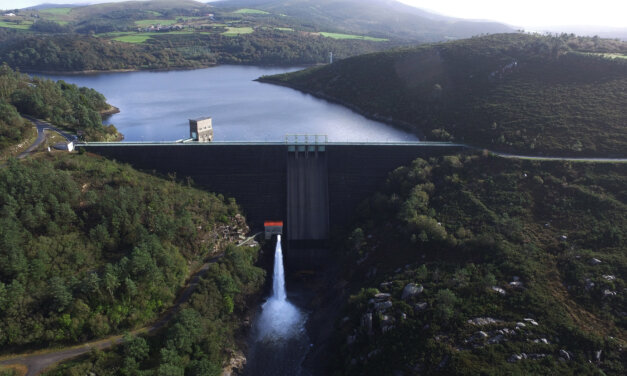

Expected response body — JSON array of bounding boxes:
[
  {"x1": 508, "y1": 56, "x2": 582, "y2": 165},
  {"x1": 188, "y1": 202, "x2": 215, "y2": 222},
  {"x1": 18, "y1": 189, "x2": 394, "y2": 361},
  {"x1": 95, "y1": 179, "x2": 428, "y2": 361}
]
[
  {"x1": 222, "y1": 27, "x2": 254, "y2": 36},
  {"x1": 275, "y1": 27, "x2": 293, "y2": 31},
  {"x1": 36, "y1": 130, "x2": 68, "y2": 153},
  {"x1": 112, "y1": 34, "x2": 153, "y2": 43},
  {"x1": 0, "y1": 21, "x2": 32, "y2": 30},
  {"x1": 0, "y1": 125, "x2": 37, "y2": 162},
  {"x1": 590, "y1": 52, "x2": 627, "y2": 60},
  {"x1": 233, "y1": 8, "x2": 270, "y2": 15},
  {"x1": 135, "y1": 19, "x2": 177, "y2": 27},
  {"x1": 318, "y1": 32, "x2": 388, "y2": 42},
  {"x1": 110, "y1": 30, "x2": 199, "y2": 43},
  {"x1": 39, "y1": 8, "x2": 73, "y2": 16}
]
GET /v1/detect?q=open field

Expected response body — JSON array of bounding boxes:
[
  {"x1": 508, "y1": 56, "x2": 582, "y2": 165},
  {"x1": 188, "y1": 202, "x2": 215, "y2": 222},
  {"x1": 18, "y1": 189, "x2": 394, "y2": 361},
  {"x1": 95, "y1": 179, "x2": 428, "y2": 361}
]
[
  {"x1": 233, "y1": 8, "x2": 270, "y2": 15},
  {"x1": 135, "y1": 19, "x2": 177, "y2": 27},
  {"x1": 0, "y1": 21, "x2": 32, "y2": 29},
  {"x1": 39, "y1": 8, "x2": 73, "y2": 16},
  {"x1": 222, "y1": 26, "x2": 254, "y2": 36},
  {"x1": 318, "y1": 32, "x2": 388, "y2": 41},
  {"x1": 112, "y1": 34, "x2": 153, "y2": 43}
]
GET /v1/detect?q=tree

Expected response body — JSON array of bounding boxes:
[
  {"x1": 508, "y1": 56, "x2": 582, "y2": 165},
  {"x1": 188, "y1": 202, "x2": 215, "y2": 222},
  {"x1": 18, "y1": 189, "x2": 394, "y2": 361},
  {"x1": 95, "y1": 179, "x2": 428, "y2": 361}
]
[{"x1": 49, "y1": 276, "x2": 73, "y2": 312}]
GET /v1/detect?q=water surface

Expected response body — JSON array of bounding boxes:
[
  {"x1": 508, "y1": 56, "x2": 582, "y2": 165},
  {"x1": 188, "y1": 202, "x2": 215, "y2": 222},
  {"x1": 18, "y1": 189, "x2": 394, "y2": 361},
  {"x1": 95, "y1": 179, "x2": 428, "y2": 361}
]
[{"x1": 41, "y1": 66, "x2": 418, "y2": 142}]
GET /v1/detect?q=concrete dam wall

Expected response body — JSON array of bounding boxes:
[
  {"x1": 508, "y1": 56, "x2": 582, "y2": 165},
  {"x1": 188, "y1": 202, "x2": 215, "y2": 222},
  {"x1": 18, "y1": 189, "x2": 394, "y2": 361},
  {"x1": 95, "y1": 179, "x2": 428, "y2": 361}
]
[{"x1": 81, "y1": 142, "x2": 465, "y2": 252}]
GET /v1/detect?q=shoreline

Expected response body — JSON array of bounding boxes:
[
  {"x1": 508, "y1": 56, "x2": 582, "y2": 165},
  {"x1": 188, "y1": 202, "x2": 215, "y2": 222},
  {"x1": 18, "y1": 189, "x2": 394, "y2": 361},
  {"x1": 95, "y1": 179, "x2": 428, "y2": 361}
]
[
  {"x1": 101, "y1": 105, "x2": 120, "y2": 116},
  {"x1": 23, "y1": 62, "x2": 319, "y2": 76}
]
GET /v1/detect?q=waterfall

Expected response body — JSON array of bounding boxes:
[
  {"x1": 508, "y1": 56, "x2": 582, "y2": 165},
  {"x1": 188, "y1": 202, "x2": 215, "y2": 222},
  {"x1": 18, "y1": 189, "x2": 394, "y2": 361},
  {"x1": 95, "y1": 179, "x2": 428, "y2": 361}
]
[
  {"x1": 256, "y1": 235, "x2": 304, "y2": 341},
  {"x1": 244, "y1": 235, "x2": 311, "y2": 376},
  {"x1": 272, "y1": 235, "x2": 286, "y2": 301}
]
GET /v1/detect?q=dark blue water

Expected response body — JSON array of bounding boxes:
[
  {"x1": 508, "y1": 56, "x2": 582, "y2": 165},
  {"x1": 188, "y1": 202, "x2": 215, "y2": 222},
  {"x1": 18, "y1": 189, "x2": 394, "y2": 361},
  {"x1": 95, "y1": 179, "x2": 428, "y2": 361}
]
[{"x1": 39, "y1": 65, "x2": 418, "y2": 142}]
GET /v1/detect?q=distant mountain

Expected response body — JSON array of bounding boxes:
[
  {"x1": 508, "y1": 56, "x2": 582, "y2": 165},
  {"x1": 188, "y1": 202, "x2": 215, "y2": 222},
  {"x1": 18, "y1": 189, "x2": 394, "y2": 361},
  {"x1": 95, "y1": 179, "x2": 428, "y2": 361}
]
[
  {"x1": 25, "y1": 3, "x2": 86, "y2": 10},
  {"x1": 262, "y1": 33, "x2": 627, "y2": 157},
  {"x1": 213, "y1": 0, "x2": 514, "y2": 41}
]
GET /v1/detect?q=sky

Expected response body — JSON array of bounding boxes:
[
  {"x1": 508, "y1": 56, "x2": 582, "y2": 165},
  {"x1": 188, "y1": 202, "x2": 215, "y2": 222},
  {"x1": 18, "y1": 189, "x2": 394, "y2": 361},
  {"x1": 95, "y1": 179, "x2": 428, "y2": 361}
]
[{"x1": 2, "y1": 0, "x2": 626, "y2": 29}]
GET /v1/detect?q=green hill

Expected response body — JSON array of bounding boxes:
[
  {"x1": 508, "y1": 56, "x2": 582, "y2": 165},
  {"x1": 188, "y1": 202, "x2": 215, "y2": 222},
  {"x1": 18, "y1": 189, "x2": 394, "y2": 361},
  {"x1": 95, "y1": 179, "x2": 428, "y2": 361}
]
[
  {"x1": 323, "y1": 154, "x2": 626, "y2": 375},
  {"x1": 216, "y1": 0, "x2": 513, "y2": 41},
  {"x1": 262, "y1": 33, "x2": 627, "y2": 157},
  {"x1": 0, "y1": 64, "x2": 119, "y2": 153},
  {"x1": 0, "y1": 152, "x2": 263, "y2": 352},
  {"x1": 0, "y1": 0, "x2": 514, "y2": 72}
]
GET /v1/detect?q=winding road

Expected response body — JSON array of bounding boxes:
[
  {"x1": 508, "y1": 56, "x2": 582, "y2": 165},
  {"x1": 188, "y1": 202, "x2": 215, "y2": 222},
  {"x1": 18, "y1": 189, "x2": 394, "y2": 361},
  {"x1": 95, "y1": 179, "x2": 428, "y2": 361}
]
[{"x1": 17, "y1": 116, "x2": 74, "y2": 160}]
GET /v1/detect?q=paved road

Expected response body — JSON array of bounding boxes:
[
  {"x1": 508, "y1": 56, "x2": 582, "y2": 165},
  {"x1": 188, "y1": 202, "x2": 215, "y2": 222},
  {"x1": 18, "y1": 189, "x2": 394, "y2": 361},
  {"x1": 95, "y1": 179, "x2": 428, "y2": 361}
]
[
  {"x1": 0, "y1": 235, "x2": 261, "y2": 376},
  {"x1": 489, "y1": 150, "x2": 627, "y2": 163},
  {"x1": 18, "y1": 116, "x2": 74, "y2": 159}
]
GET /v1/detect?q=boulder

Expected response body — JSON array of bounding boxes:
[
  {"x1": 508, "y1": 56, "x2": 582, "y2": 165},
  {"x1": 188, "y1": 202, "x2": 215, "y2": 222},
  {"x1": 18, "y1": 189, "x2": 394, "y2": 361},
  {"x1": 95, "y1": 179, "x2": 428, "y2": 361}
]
[
  {"x1": 374, "y1": 293, "x2": 391, "y2": 301},
  {"x1": 603, "y1": 289, "x2": 617, "y2": 297},
  {"x1": 559, "y1": 349, "x2": 571, "y2": 361},
  {"x1": 401, "y1": 283, "x2": 424, "y2": 300},
  {"x1": 508, "y1": 354, "x2": 523, "y2": 363},
  {"x1": 374, "y1": 301, "x2": 393, "y2": 312},
  {"x1": 488, "y1": 334, "x2": 504, "y2": 344},
  {"x1": 472, "y1": 331, "x2": 489, "y2": 342},
  {"x1": 524, "y1": 318, "x2": 539, "y2": 326},
  {"x1": 361, "y1": 313, "x2": 373, "y2": 334},
  {"x1": 467, "y1": 317, "x2": 500, "y2": 326},
  {"x1": 379, "y1": 281, "x2": 393, "y2": 289},
  {"x1": 414, "y1": 302, "x2": 428, "y2": 311},
  {"x1": 491, "y1": 286, "x2": 506, "y2": 295},
  {"x1": 528, "y1": 353, "x2": 547, "y2": 360},
  {"x1": 589, "y1": 258, "x2": 602, "y2": 265}
]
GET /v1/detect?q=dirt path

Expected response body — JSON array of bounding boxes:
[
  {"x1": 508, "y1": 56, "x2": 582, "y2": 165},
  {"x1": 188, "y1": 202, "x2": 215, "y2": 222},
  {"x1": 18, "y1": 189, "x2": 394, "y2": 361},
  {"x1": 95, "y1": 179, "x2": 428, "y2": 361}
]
[{"x1": 0, "y1": 232, "x2": 261, "y2": 376}]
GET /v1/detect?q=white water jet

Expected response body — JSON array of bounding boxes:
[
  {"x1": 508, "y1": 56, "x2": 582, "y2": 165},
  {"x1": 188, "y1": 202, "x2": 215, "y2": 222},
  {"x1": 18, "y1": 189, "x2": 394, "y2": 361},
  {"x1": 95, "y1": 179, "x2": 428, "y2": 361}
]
[{"x1": 256, "y1": 235, "x2": 305, "y2": 342}]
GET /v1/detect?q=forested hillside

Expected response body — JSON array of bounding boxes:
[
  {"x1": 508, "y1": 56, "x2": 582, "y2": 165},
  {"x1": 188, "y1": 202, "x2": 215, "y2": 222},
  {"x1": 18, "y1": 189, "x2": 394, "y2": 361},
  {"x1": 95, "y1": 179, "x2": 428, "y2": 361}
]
[
  {"x1": 0, "y1": 153, "x2": 261, "y2": 351},
  {"x1": 43, "y1": 244, "x2": 264, "y2": 376},
  {"x1": 326, "y1": 154, "x2": 626, "y2": 375},
  {"x1": 0, "y1": 28, "x2": 388, "y2": 71},
  {"x1": 0, "y1": 64, "x2": 119, "y2": 148},
  {"x1": 263, "y1": 33, "x2": 627, "y2": 157},
  {"x1": 0, "y1": 0, "x2": 512, "y2": 72}
]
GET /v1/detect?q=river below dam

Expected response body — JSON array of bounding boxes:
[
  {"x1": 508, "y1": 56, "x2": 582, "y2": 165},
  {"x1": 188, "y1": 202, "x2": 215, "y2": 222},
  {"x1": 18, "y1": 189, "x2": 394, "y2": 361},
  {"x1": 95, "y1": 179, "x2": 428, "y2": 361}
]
[{"x1": 39, "y1": 65, "x2": 418, "y2": 142}]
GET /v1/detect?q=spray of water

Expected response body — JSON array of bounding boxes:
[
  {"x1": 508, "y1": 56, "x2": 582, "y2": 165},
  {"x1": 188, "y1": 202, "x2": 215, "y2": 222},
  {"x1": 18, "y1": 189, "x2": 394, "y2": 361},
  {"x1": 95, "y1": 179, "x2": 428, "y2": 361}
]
[{"x1": 256, "y1": 235, "x2": 305, "y2": 341}]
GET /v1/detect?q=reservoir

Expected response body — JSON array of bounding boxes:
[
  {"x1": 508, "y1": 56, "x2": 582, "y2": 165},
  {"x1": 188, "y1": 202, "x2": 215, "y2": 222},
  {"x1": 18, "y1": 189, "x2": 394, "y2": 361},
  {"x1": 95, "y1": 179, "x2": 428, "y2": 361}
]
[{"x1": 40, "y1": 65, "x2": 418, "y2": 142}]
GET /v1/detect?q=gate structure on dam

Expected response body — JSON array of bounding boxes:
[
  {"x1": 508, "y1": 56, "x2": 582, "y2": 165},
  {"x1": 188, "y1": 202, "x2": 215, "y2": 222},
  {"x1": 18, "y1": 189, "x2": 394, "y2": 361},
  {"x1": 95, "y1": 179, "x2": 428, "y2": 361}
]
[
  {"x1": 78, "y1": 138, "x2": 466, "y2": 267},
  {"x1": 286, "y1": 136, "x2": 330, "y2": 256}
]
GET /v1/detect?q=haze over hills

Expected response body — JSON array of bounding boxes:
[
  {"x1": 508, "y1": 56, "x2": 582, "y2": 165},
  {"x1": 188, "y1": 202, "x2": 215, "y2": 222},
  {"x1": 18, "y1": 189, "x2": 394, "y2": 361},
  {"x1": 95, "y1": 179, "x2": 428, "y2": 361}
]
[{"x1": 213, "y1": 0, "x2": 514, "y2": 41}]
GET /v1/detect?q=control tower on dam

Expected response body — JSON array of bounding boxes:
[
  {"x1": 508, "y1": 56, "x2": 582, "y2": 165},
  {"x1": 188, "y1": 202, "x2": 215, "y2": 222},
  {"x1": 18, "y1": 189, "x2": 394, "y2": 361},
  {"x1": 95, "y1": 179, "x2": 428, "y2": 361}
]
[{"x1": 79, "y1": 139, "x2": 466, "y2": 265}]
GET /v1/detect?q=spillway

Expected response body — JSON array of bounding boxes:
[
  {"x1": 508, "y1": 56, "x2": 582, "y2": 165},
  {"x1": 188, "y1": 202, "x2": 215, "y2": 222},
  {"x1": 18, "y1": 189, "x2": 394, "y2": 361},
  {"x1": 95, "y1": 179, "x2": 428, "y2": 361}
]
[{"x1": 244, "y1": 236, "x2": 310, "y2": 375}]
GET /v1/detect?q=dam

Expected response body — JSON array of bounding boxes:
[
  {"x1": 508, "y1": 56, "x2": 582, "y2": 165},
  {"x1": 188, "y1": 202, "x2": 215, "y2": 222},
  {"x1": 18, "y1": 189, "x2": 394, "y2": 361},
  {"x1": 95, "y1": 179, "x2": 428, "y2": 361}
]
[{"x1": 78, "y1": 139, "x2": 466, "y2": 266}]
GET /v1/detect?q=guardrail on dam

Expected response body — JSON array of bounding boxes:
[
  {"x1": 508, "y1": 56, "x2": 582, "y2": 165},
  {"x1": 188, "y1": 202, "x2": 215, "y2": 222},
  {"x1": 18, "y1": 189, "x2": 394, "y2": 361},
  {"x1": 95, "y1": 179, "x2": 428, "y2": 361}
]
[{"x1": 79, "y1": 141, "x2": 466, "y2": 262}]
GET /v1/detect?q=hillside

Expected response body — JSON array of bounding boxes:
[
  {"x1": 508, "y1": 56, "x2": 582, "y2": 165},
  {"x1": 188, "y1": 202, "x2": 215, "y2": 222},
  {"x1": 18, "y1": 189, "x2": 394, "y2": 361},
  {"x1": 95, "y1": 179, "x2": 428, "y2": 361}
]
[
  {"x1": 0, "y1": 64, "x2": 120, "y2": 149},
  {"x1": 215, "y1": 0, "x2": 513, "y2": 41},
  {"x1": 0, "y1": 0, "x2": 513, "y2": 72},
  {"x1": 0, "y1": 152, "x2": 263, "y2": 353},
  {"x1": 317, "y1": 154, "x2": 626, "y2": 375},
  {"x1": 262, "y1": 33, "x2": 627, "y2": 157}
]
